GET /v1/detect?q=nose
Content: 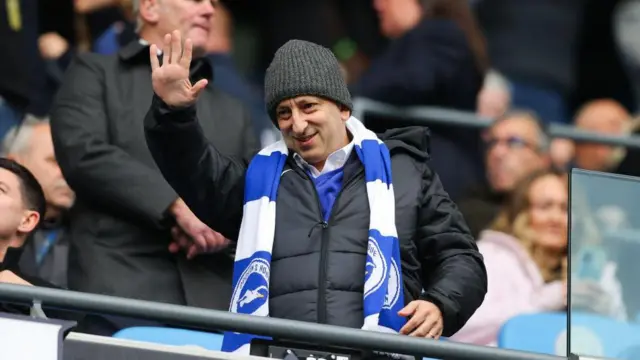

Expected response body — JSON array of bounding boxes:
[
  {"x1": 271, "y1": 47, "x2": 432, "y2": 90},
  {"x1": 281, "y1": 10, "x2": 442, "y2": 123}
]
[
  {"x1": 290, "y1": 112, "x2": 309, "y2": 135},
  {"x1": 488, "y1": 143, "x2": 508, "y2": 163},
  {"x1": 201, "y1": 0, "x2": 215, "y2": 17}
]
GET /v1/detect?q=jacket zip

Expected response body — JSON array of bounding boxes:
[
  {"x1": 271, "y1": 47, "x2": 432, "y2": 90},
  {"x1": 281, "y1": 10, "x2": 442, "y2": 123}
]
[{"x1": 296, "y1": 164, "x2": 364, "y2": 324}]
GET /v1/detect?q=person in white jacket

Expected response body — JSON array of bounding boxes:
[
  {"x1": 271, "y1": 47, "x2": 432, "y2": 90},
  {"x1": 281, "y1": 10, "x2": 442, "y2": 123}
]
[{"x1": 451, "y1": 169, "x2": 568, "y2": 346}]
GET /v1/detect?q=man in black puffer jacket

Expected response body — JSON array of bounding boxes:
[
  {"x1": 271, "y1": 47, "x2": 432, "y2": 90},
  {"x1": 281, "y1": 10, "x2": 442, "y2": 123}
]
[{"x1": 144, "y1": 31, "x2": 487, "y2": 345}]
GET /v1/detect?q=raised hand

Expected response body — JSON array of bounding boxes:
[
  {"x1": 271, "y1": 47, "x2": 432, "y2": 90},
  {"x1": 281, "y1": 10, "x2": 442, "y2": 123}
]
[{"x1": 150, "y1": 30, "x2": 208, "y2": 108}]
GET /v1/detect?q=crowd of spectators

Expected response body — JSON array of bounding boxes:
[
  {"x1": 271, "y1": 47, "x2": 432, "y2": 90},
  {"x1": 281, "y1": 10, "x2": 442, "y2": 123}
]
[{"x1": 1, "y1": 0, "x2": 640, "y2": 355}]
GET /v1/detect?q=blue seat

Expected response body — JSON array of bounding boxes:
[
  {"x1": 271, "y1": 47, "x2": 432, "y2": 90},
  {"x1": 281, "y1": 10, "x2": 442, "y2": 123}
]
[
  {"x1": 113, "y1": 326, "x2": 224, "y2": 351},
  {"x1": 498, "y1": 311, "x2": 640, "y2": 358}
]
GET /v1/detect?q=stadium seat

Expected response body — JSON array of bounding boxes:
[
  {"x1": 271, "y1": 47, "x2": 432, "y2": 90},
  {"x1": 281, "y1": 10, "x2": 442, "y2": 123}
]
[
  {"x1": 497, "y1": 311, "x2": 640, "y2": 358},
  {"x1": 113, "y1": 326, "x2": 224, "y2": 351}
]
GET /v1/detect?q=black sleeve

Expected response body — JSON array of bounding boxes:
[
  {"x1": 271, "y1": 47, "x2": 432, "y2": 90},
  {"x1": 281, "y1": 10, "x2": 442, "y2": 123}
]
[
  {"x1": 416, "y1": 166, "x2": 487, "y2": 337},
  {"x1": 144, "y1": 95, "x2": 251, "y2": 241},
  {"x1": 50, "y1": 54, "x2": 179, "y2": 230}
]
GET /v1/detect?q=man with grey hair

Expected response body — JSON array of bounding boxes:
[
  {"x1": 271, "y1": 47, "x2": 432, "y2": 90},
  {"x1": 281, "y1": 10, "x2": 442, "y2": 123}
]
[
  {"x1": 51, "y1": 0, "x2": 257, "y2": 335},
  {"x1": 458, "y1": 111, "x2": 552, "y2": 238},
  {"x1": 2, "y1": 115, "x2": 74, "y2": 287}
]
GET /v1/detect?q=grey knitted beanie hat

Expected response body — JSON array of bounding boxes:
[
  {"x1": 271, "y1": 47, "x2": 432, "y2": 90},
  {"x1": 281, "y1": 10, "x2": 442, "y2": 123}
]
[{"x1": 264, "y1": 39, "x2": 353, "y2": 124}]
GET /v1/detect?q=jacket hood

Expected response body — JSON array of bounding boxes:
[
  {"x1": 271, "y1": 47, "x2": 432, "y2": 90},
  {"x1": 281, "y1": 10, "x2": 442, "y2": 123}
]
[{"x1": 379, "y1": 126, "x2": 430, "y2": 161}]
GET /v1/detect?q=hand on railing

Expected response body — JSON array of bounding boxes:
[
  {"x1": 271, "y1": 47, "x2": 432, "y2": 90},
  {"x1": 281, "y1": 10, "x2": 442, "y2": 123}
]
[{"x1": 399, "y1": 300, "x2": 443, "y2": 339}]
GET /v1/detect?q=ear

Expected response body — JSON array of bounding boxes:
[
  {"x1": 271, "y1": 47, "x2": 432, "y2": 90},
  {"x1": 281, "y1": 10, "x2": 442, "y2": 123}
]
[
  {"x1": 17, "y1": 210, "x2": 40, "y2": 235},
  {"x1": 340, "y1": 106, "x2": 351, "y2": 122},
  {"x1": 139, "y1": 0, "x2": 161, "y2": 27}
]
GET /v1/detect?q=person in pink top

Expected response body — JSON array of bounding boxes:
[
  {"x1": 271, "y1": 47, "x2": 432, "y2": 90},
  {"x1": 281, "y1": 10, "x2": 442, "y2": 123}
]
[{"x1": 450, "y1": 169, "x2": 568, "y2": 346}]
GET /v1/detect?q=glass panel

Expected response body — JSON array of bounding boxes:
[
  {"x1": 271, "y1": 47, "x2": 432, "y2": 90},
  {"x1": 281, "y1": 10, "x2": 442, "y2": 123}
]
[{"x1": 569, "y1": 169, "x2": 640, "y2": 358}]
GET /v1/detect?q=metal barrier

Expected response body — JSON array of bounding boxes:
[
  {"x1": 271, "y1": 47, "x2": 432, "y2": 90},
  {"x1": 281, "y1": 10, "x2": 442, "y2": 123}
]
[
  {"x1": 0, "y1": 283, "x2": 567, "y2": 360},
  {"x1": 352, "y1": 97, "x2": 640, "y2": 149}
]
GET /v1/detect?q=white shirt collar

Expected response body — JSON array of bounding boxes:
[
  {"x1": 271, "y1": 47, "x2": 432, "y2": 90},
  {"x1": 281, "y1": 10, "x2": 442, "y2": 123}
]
[
  {"x1": 293, "y1": 139, "x2": 354, "y2": 178},
  {"x1": 140, "y1": 39, "x2": 163, "y2": 56}
]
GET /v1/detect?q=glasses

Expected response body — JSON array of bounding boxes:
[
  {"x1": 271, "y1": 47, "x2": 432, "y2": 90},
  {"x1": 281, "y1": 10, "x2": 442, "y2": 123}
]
[{"x1": 484, "y1": 135, "x2": 538, "y2": 152}]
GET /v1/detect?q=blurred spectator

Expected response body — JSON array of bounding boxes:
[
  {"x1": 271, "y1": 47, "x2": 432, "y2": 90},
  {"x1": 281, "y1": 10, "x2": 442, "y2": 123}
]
[
  {"x1": 458, "y1": 111, "x2": 551, "y2": 238},
  {"x1": 476, "y1": 69, "x2": 511, "y2": 119},
  {"x1": 352, "y1": 0, "x2": 489, "y2": 200},
  {"x1": 569, "y1": 180, "x2": 627, "y2": 321},
  {"x1": 573, "y1": 99, "x2": 631, "y2": 172},
  {"x1": 1, "y1": 116, "x2": 74, "y2": 287},
  {"x1": 353, "y1": 0, "x2": 487, "y2": 108},
  {"x1": 33, "y1": 32, "x2": 75, "y2": 116},
  {"x1": 451, "y1": 170, "x2": 568, "y2": 346},
  {"x1": 0, "y1": 0, "x2": 39, "y2": 139},
  {"x1": 50, "y1": 0, "x2": 257, "y2": 335},
  {"x1": 614, "y1": 0, "x2": 640, "y2": 111},
  {"x1": 91, "y1": 0, "x2": 136, "y2": 55},
  {"x1": 475, "y1": 0, "x2": 584, "y2": 124},
  {"x1": 204, "y1": 2, "x2": 279, "y2": 147}
]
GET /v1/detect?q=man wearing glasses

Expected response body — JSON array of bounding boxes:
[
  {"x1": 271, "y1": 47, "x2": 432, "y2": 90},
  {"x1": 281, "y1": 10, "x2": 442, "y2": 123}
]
[{"x1": 458, "y1": 111, "x2": 552, "y2": 238}]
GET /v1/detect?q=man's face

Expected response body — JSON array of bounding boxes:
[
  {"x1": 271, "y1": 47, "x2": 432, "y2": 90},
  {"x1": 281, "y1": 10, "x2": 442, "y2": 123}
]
[
  {"x1": 154, "y1": 0, "x2": 215, "y2": 53},
  {"x1": 0, "y1": 168, "x2": 36, "y2": 242},
  {"x1": 485, "y1": 116, "x2": 547, "y2": 193},
  {"x1": 276, "y1": 96, "x2": 351, "y2": 169},
  {"x1": 373, "y1": 0, "x2": 422, "y2": 38},
  {"x1": 13, "y1": 125, "x2": 74, "y2": 214},
  {"x1": 574, "y1": 102, "x2": 629, "y2": 171}
]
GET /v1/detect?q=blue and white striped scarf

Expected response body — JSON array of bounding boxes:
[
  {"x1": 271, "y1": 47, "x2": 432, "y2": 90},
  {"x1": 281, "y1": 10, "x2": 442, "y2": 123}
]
[{"x1": 221, "y1": 116, "x2": 406, "y2": 354}]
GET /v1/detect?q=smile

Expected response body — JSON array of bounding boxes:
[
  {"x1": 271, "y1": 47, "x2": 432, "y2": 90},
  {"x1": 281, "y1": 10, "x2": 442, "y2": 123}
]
[{"x1": 294, "y1": 133, "x2": 317, "y2": 145}]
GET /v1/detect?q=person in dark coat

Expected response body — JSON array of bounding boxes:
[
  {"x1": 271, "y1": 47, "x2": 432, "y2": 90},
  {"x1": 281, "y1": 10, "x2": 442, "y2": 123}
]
[
  {"x1": 350, "y1": 0, "x2": 488, "y2": 200},
  {"x1": 50, "y1": 0, "x2": 258, "y2": 335},
  {"x1": 144, "y1": 31, "x2": 486, "y2": 352}
]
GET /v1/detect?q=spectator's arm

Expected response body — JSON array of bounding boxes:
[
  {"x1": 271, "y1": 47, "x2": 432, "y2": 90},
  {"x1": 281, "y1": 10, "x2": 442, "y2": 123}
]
[
  {"x1": 74, "y1": 0, "x2": 120, "y2": 13},
  {"x1": 144, "y1": 95, "x2": 249, "y2": 241},
  {"x1": 51, "y1": 54, "x2": 179, "y2": 229},
  {"x1": 416, "y1": 167, "x2": 488, "y2": 337}
]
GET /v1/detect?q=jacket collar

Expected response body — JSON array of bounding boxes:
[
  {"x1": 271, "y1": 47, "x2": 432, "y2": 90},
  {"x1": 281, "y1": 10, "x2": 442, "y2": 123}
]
[
  {"x1": 0, "y1": 246, "x2": 23, "y2": 271},
  {"x1": 118, "y1": 39, "x2": 214, "y2": 83}
]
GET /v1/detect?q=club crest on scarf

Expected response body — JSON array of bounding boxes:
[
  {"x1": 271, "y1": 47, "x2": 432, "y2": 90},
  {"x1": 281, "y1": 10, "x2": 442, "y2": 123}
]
[
  {"x1": 230, "y1": 258, "x2": 270, "y2": 316},
  {"x1": 365, "y1": 237, "x2": 387, "y2": 299}
]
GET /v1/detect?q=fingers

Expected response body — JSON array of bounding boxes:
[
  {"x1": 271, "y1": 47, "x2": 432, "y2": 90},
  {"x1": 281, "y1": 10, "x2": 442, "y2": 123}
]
[
  {"x1": 180, "y1": 38, "x2": 193, "y2": 69},
  {"x1": 150, "y1": 44, "x2": 160, "y2": 71},
  {"x1": 192, "y1": 233, "x2": 209, "y2": 253},
  {"x1": 398, "y1": 300, "x2": 419, "y2": 317},
  {"x1": 170, "y1": 30, "x2": 181, "y2": 64},
  {"x1": 192, "y1": 79, "x2": 209, "y2": 97},
  {"x1": 410, "y1": 312, "x2": 443, "y2": 338},
  {"x1": 187, "y1": 243, "x2": 202, "y2": 259},
  {"x1": 400, "y1": 311, "x2": 423, "y2": 335},
  {"x1": 162, "y1": 33, "x2": 171, "y2": 66},
  {"x1": 168, "y1": 242, "x2": 180, "y2": 253}
]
